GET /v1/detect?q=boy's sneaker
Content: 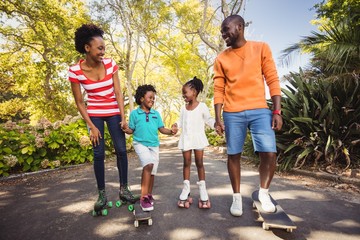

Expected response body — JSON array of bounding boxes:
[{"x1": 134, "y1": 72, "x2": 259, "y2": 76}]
[
  {"x1": 140, "y1": 195, "x2": 154, "y2": 211},
  {"x1": 258, "y1": 189, "x2": 276, "y2": 213},
  {"x1": 230, "y1": 193, "x2": 243, "y2": 216},
  {"x1": 148, "y1": 194, "x2": 154, "y2": 206}
]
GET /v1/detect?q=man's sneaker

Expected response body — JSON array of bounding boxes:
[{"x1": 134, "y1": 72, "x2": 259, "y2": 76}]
[
  {"x1": 258, "y1": 190, "x2": 276, "y2": 213},
  {"x1": 230, "y1": 193, "x2": 243, "y2": 216},
  {"x1": 140, "y1": 195, "x2": 154, "y2": 211},
  {"x1": 148, "y1": 194, "x2": 154, "y2": 206}
]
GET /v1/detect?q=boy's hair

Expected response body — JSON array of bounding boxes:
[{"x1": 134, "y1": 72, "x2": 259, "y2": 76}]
[
  {"x1": 184, "y1": 76, "x2": 204, "y2": 96},
  {"x1": 135, "y1": 84, "x2": 157, "y2": 105},
  {"x1": 74, "y1": 23, "x2": 104, "y2": 54}
]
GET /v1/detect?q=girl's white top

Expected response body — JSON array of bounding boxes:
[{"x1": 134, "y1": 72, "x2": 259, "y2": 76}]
[{"x1": 176, "y1": 102, "x2": 215, "y2": 151}]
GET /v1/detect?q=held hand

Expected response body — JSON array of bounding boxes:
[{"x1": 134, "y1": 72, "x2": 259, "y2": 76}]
[
  {"x1": 120, "y1": 121, "x2": 128, "y2": 131},
  {"x1": 171, "y1": 123, "x2": 178, "y2": 135},
  {"x1": 215, "y1": 121, "x2": 225, "y2": 136},
  {"x1": 89, "y1": 127, "x2": 102, "y2": 146},
  {"x1": 271, "y1": 115, "x2": 283, "y2": 131}
]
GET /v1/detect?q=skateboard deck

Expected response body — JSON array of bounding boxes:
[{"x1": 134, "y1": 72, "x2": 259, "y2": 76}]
[
  {"x1": 133, "y1": 203, "x2": 152, "y2": 227},
  {"x1": 252, "y1": 190, "x2": 296, "y2": 232}
]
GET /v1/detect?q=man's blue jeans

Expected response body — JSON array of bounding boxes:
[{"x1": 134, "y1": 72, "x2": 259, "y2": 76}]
[{"x1": 90, "y1": 115, "x2": 128, "y2": 190}]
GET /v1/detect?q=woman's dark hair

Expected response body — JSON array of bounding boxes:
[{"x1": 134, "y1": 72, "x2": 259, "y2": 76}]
[
  {"x1": 74, "y1": 23, "x2": 104, "y2": 54},
  {"x1": 184, "y1": 76, "x2": 204, "y2": 96},
  {"x1": 135, "y1": 84, "x2": 157, "y2": 105}
]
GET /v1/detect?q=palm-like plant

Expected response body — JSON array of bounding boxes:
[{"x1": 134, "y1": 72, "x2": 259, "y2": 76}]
[
  {"x1": 276, "y1": 71, "x2": 360, "y2": 171},
  {"x1": 280, "y1": 13, "x2": 360, "y2": 75}
]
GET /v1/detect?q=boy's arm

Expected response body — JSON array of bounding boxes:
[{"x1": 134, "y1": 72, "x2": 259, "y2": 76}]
[
  {"x1": 159, "y1": 127, "x2": 176, "y2": 135},
  {"x1": 121, "y1": 122, "x2": 134, "y2": 134}
]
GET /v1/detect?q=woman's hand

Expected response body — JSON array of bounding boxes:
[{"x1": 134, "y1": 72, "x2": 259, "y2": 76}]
[{"x1": 89, "y1": 127, "x2": 102, "y2": 146}]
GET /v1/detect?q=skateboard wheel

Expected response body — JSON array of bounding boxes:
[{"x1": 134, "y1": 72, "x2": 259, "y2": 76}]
[
  {"x1": 134, "y1": 220, "x2": 139, "y2": 228},
  {"x1": 102, "y1": 209, "x2": 108, "y2": 216},
  {"x1": 287, "y1": 228, "x2": 293, "y2": 233},
  {"x1": 116, "y1": 200, "x2": 122, "y2": 208},
  {"x1": 128, "y1": 204, "x2": 134, "y2": 212},
  {"x1": 262, "y1": 222, "x2": 269, "y2": 230},
  {"x1": 91, "y1": 210, "x2": 97, "y2": 217},
  {"x1": 148, "y1": 218, "x2": 153, "y2": 226},
  {"x1": 107, "y1": 201, "x2": 113, "y2": 208},
  {"x1": 252, "y1": 203, "x2": 256, "y2": 209}
]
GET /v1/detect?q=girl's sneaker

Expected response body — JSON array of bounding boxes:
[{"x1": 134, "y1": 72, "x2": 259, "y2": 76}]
[
  {"x1": 148, "y1": 194, "x2": 154, "y2": 206},
  {"x1": 140, "y1": 195, "x2": 154, "y2": 211}
]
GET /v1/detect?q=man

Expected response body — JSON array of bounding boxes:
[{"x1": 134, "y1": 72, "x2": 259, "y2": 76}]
[{"x1": 213, "y1": 15, "x2": 283, "y2": 216}]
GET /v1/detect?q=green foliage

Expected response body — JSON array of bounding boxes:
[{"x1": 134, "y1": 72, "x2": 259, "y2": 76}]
[
  {"x1": 276, "y1": 70, "x2": 360, "y2": 171},
  {"x1": 0, "y1": 116, "x2": 132, "y2": 177},
  {"x1": 0, "y1": 0, "x2": 90, "y2": 122},
  {"x1": 205, "y1": 128, "x2": 225, "y2": 147}
]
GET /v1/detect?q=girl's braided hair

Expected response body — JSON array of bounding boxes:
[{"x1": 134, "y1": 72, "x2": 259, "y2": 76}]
[{"x1": 184, "y1": 76, "x2": 204, "y2": 96}]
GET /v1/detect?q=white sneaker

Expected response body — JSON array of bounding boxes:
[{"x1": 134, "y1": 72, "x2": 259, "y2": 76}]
[
  {"x1": 230, "y1": 193, "x2": 243, "y2": 216},
  {"x1": 258, "y1": 190, "x2": 276, "y2": 213},
  {"x1": 179, "y1": 180, "x2": 190, "y2": 200}
]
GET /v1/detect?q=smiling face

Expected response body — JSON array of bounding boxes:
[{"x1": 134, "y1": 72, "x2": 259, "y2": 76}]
[
  {"x1": 182, "y1": 85, "x2": 197, "y2": 103},
  {"x1": 220, "y1": 18, "x2": 244, "y2": 48},
  {"x1": 85, "y1": 36, "x2": 105, "y2": 63},
  {"x1": 140, "y1": 91, "x2": 155, "y2": 111}
]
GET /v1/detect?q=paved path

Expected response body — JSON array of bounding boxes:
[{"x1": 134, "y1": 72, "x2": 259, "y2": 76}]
[{"x1": 1, "y1": 139, "x2": 359, "y2": 240}]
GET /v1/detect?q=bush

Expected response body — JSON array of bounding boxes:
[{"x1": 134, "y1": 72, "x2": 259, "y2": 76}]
[
  {"x1": 276, "y1": 71, "x2": 360, "y2": 171},
  {"x1": 0, "y1": 116, "x2": 132, "y2": 177},
  {"x1": 205, "y1": 128, "x2": 226, "y2": 147}
]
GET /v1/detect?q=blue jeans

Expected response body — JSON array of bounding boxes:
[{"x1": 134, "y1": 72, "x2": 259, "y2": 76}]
[{"x1": 90, "y1": 115, "x2": 128, "y2": 190}]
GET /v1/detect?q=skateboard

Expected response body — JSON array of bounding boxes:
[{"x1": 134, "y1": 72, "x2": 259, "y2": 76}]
[
  {"x1": 133, "y1": 203, "x2": 153, "y2": 227},
  {"x1": 178, "y1": 194, "x2": 193, "y2": 208},
  {"x1": 252, "y1": 190, "x2": 296, "y2": 232},
  {"x1": 92, "y1": 201, "x2": 113, "y2": 217}
]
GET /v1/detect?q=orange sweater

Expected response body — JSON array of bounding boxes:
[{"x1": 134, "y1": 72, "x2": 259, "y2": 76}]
[{"x1": 213, "y1": 41, "x2": 281, "y2": 112}]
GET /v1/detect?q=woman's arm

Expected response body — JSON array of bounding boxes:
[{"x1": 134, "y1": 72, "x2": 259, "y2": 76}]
[
  {"x1": 70, "y1": 82, "x2": 101, "y2": 145},
  {"x1": 113, "y1": 70, "x2": 126, "y2": 128}
]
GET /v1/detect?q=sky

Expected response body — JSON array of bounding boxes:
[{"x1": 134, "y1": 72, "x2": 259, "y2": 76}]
[{"x1": 241, "y1": 0, "x2": 320, "y2": 79}]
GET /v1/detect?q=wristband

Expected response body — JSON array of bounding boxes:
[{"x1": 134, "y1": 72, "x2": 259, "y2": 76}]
[{"x1": 272, "y1": 110, "x2": 281, "y2": 115}]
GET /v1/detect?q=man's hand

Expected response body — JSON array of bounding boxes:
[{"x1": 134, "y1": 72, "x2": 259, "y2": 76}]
[
  {"x1": 215, "y1": 121, "x2": 225, "y2": 136},
  {"x1": 272, "y1": 115, "x2": 283, "y2": 131}
]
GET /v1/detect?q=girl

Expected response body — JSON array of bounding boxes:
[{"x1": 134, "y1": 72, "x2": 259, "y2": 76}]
[
  {"x1": 172, "y1": 77, "x2": 215, "y2": 209},
  {"x1": 123, "y1": 84, "x2": 176, "y2": 211},
  {"x1": 68, "y1": 23, "x2": 137, "y2": 215}
]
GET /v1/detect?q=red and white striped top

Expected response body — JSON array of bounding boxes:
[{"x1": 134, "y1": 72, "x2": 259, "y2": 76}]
[{"x1": 68, "y1": 58, "x2": 120, "y2": 117}]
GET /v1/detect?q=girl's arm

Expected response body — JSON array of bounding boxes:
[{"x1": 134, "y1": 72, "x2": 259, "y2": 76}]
[
  {"x1": 122, "y1": 127, "x2": 134, "y2": 135},
  {"x1": 203, "y1": 104, "x2": 216, "y2": 129},
  {"x1": 71, "y1": 82, "x2": 101, "y2": 146}
]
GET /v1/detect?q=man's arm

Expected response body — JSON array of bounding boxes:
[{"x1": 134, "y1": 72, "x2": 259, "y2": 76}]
[
  {"x1": 271, "y1": 95, "x2": 283, "y2": 131},
  {"x1": 214, "y1": 103, "x2": 225, "y2": 135}
]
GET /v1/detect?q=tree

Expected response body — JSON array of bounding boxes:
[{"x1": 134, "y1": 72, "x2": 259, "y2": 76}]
[
  {"x1": 0, "y1": 0, "x2": 90, "y2": 122},
  {"x1": 280, "y1": 0, "x2": 360, "y2": 75}
]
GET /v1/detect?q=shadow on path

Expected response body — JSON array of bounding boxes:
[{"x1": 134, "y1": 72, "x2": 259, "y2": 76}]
[{"x1": 0, "y1": 136, "x2": 359, "y2": 240}]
